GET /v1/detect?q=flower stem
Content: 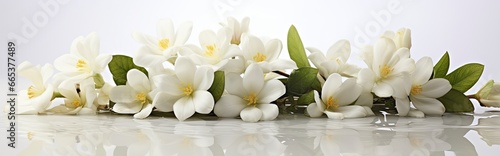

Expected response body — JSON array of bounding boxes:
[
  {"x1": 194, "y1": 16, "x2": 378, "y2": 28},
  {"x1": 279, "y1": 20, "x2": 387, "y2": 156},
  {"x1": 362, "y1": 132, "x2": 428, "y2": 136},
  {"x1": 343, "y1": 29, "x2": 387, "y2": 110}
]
[
  {"x1": 51, "y1": 92, "x2": 64, "y2": 100},
  {"x1": 273, "y1": 71, "x2": 290, "y2": 77}
]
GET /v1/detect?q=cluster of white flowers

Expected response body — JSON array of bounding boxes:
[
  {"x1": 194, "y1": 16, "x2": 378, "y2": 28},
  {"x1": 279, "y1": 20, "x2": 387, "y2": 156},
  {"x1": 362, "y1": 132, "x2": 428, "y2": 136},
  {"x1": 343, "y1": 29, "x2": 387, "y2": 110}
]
[
  {"x1": 306, "y1": 28, "x2": 452, "y2": 119},
  {"x1": 11, "y1": 17, "x2": 467, "y2": 122}
]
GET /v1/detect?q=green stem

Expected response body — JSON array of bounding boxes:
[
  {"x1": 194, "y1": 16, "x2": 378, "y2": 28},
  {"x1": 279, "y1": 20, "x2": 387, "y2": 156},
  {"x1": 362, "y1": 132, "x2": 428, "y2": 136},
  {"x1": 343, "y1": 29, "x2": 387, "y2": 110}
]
[
  {"x1": 51, "y1": 92, "x2": 64, "y2": 100},
  {"x1": 273, "y1": 71, "x2": 290, "y2": 77}
]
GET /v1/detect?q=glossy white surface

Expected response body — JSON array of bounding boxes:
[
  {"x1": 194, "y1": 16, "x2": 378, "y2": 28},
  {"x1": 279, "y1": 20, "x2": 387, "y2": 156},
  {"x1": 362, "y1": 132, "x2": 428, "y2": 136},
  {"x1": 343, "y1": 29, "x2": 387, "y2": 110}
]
[{"x1": 2, "y1": 109, "x2": 500, "y2": 156}]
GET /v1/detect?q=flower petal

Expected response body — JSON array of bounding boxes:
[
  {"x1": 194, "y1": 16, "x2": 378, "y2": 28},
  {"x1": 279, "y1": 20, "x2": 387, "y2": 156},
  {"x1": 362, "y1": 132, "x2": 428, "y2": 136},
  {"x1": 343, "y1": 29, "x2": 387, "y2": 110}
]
[
  {"x1": 333, "y1": 78, "x2": 362, "y2": 106},
  {"x1": 152, "y1": 92, "x2": 178, "y2": 112},
  {"x1": 324, "y1": 111, "x2": 344, "y2": 119},
  {"x1": 308, "y1": 51, "x2": 327, "y2": 68},
  {"x1": 420, "y1": 78, "x2": 452, "y2": 98},
  {"x1": 240, "y1": 106, "x2": 262, "y2": 122},
  {"x1": 134, "y1": 103, "x2": 153, "y2": 119},
  {"x1": 395, "y1": 97, "x2": 410, "y2": 116},
  {"x1": 355, "y1": 92, "x2": 373, "y2": 107},
  {"x1": 265, "y1": 39, "x2": 282, "y2": 61},
  {"x1": 336, "y1": 105, "x2": 367, "y2": 119},
  {"x1": 134, "y1": 46, "x2": 166, "y2": 67},
  {"x1": 194, "y1": 66, "x2": 214, "y2": 90},
  {"x1": 412, "y1": 57, "x2": 433, "y2": 85},
  {"x1": 214, "y1": 95, "x2": 247, "y2": 118},
  {"x1": 193, "y1": 90, "x2": 214, "y2": 114},
  {"x1": 314, "y1": 91, "x2": 326, "y2": 111},
  {"x1": 127, "y1": 69, "x2": 151, "y2": 92},
  {"x1": 156, "y1": 75, "x2": 184, "y2": 96},
  {"x1": 112, "y1": 102, "x2": 143, "y2": 114},
  {"x1": 269, "y1": 59, "x2": 297, "y2": 71},
  {"x1": 322, "y1": 73, "x2": 342, "y2": 100},
  {"x1": 243, "y1": 63, "x2": 264, "y2": 94},
  {"x1": 173, "y1": 96, "x2": 196, "y2": 121},
  {"x1": 326, "y1": 39, "x2": 350, "y2": 61},
  {"x1": 173, "y1": 21, "x2": 193, "y2": 46},
  {"x1": 307, "y1": 103, "x2": 324, "y2": 118},
  {"x1": 175, "y1": 57, "x2": 196, "y2": 84},
  {"x1": 256, "y1": 104, "x2": 279, "y2": 121},
  {"x1": 94, "y1": 54, "x2": 112, "y2": 73},
  {"x1": 408, "y1": 109, "x2": 425, "y2": 118},
  {"x1": 373, "y1": 81, "x2": 394, "y2": 97},
  {"x1": 410, "y1": 96, "x2": 445, "y2": 116},
  {"x1": 257, "y1": 80, "x2": 286, "y2": 103},
  {"x1": 157, "y1": 19, "x2": 174, "y2": 40}
]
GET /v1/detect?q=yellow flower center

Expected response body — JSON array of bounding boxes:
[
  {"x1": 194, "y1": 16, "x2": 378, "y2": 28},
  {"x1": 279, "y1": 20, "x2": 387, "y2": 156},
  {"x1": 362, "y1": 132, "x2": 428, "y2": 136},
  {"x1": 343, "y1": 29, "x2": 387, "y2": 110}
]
[
  {"x1": 205, "y1": 44, "x2": 217, "y2": 56},
  {"x1": 411, "y1": 85, "x2": 423, "y2": 95},
  {"x1": 72, "y1": 100, "x2": 82, "y2": 107},
  {"x1": 380, "y1": 64, "x2": 394, "y2": 78},
  {"x1": 27, "y1": 132, "x2": 34, "y2": 141},
  {"x1": 231, "y1": 38, "x2": 241, "y2": 45},
  {"x1": 253, "y1": 53, "x2": 267, "y2": 62},
  {"x1": 326, "y1": 96, "x2": 339, "y2": 111},
  {"x1": 27, "y1": 85, "x2": 36, "y2": 99},
  {"x1": 136, "y1": 92, "x2": 147, "y2": 105},
  {"x1": 182, "y1": 84, "x2": 194, "y2": 96},
  {"x1": 76, "y1": 59, "x2": 87, "y2": 71},
  {"x1": 244, "y1": 93, "x2": 258, "y2": 106},
  {"x1": 158, "y1": 38, "x2": 170, "y2": 50}
]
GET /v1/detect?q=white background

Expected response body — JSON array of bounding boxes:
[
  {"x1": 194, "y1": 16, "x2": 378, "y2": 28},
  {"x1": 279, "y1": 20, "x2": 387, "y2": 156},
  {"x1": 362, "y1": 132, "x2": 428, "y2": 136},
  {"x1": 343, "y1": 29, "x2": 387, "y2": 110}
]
[{"x1": 1, "y1": 0, "x2": 500, "y2": 155}]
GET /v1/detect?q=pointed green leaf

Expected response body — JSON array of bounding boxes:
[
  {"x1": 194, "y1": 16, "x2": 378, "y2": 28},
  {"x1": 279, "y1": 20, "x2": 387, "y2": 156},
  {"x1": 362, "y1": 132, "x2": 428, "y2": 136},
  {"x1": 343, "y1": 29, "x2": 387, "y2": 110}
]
[
  {"x1": 444, "y1": 63, "x2": 484, "y2": 93},
  {"x1": 108, "y1": 55, "x2": 148, "y2": 85},
  {"x1": 287, "y1": 67, "x2": 320, "y2": 96},
  {"x1": 438, "y1": 89, "x2": 474, "y2": 113},
  {"x1": 287, "y1": 25, "x2": 310, "y2": 68},
  {"x1": 433, "y1": 52, "x2": 450, "y2": 78},
  {"x1": 208, "y1": 71, "x2": 225, "y2": 102}
]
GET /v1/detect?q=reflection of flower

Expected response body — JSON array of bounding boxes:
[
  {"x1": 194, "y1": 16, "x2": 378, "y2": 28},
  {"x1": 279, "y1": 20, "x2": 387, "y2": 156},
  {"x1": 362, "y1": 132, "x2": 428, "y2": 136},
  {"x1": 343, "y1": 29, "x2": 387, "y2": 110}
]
[
  {"x1": 54, "y1": 32, "x2": 112, "y2": 82},
  {"x1": 307, "y1": 40, "x2": 360, "y2": 78},
  {"x1": 477, "y1": 117, "x2": 500, "y2": 146},
  {"x1": 133, "y1": 19, "x2": 193, "y2": 67},
  {"x1": 154, "y1": 57, "x2": 215, "y2": 121},
  {"x1": 11, "y1": 62, "x2": 54, "y2": 114},
  {"x1": 214, "y1": 64, "x2": 285, "y2": 122},
  {"x1": 109, "y1": 69, "x2": 159, "y2": 119},
  {"x1": 307, "y1": 73, "x2": 372, "y2": 119}
]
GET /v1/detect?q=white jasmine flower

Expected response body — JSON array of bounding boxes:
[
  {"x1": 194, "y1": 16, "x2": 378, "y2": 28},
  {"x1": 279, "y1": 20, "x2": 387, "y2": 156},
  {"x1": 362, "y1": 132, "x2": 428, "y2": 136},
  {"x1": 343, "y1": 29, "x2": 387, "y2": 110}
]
[
  {"x1": 48, "y1": 78, "x2": 97, "y2": 115},
  {"x1": 393, "y1": 57, "x2": 452, "y2": 116},
  {"x1": 240, "y1": 35, "x2": 297, "y2": 73},
  {"x1": 214, "y1": 63, "x2": 285, "y2": 122},
  {"x1": 133, "y1": 19, "x2": 193, "y2": 67},
  {"x1": 220, "y1": 16, "x2": 250, "y2": 45},
  {"x1": 361, "y1": 37, "x2": 415, "y2": 97},
  {"x1": 109, "y1": 69, "x2": 159, "y2": 119},
  {"x1": 187, "y1": 28, "x2": 240, "y2": 71},
  {"x1": 154, "y1": 57, "x2": 215, "y2": 121},
  {"x1": 10, "y1": 62, "x2": 54, "y2": 114},
  {"x1": 307, "y1": 39, "x2": 360, "y2": 78},
  {"x1": 54, "y1": 32, "x2": 112, "y2": 82},
  {"x1": 307, "y1": 73, "x2": 372, "y2": 119}
]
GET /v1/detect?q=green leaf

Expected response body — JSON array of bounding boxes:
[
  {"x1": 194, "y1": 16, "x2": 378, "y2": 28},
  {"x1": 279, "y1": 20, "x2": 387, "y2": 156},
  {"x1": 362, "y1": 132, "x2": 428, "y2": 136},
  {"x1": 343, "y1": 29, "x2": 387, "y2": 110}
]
[
  {"x1": 476, "y1": 80, "x2": 495, "y2": 99},
  {"x1": 287, "y1": 67, "x2": 321, "y2": 96},
  {"x1": 208, "y1": 71, "x2": 225, "y2": 102},
  {"x1": 433, "y1": 52, "x2": 450, "y2": 78},
  {"x1": 297, "y1": 90, "x2": 315, "y2": 105},
  {"x1": 444, "y1": 63, "x2": 484, "y2": 93},
  {"x1": 287, "y1": 25, "x2": 310, "y2": 68},
  {"x1": 108, "y1": 55, "x2": 148, "y2": 85},
  {"x1": 438, "y1": 89, "x2": 474, "y2": 113}
]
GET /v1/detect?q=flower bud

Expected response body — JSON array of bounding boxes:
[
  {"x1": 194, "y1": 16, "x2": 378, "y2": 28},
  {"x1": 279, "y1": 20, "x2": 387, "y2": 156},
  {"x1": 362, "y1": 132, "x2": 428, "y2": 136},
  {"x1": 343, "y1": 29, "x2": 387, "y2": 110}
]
[
  {"x1": 476, "y1": 80, "x2": 500, "y2": 107},
  {"x1": 394, "y1": 28, "x2": 412, "y2": 49}
]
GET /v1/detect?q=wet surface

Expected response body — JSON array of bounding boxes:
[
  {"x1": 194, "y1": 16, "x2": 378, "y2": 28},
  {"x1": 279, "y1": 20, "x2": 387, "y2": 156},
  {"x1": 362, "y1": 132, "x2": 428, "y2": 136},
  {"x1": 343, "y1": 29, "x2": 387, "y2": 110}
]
[{"x1": 3, "y1": 109, "x2": 500, "y2": 156}]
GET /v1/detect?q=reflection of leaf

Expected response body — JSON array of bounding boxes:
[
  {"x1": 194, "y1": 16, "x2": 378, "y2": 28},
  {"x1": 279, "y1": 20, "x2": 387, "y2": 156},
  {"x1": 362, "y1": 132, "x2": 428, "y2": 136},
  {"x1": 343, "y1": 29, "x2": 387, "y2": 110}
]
[
  {"x1": 208, "y1": 71, "x2": 225, "y2": 102},
  {"x1": 444, "y1": 63, "x2": 484, "y2": 93},
  {"x1": 433, "y1": 52, "x2": 450, "y2": 78},
  {"x1": 108, "y1": 55, "x2": 148, "y2": 85},
  {"x1": 287, "y1": 25, "x2": 310, "y2": 68},
  {"x1": 438, "y1": 89, "x2": 474, "y2": 113},
  {"x1": 440, "y1": 128, "x2": 478, "y2": 156}
]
